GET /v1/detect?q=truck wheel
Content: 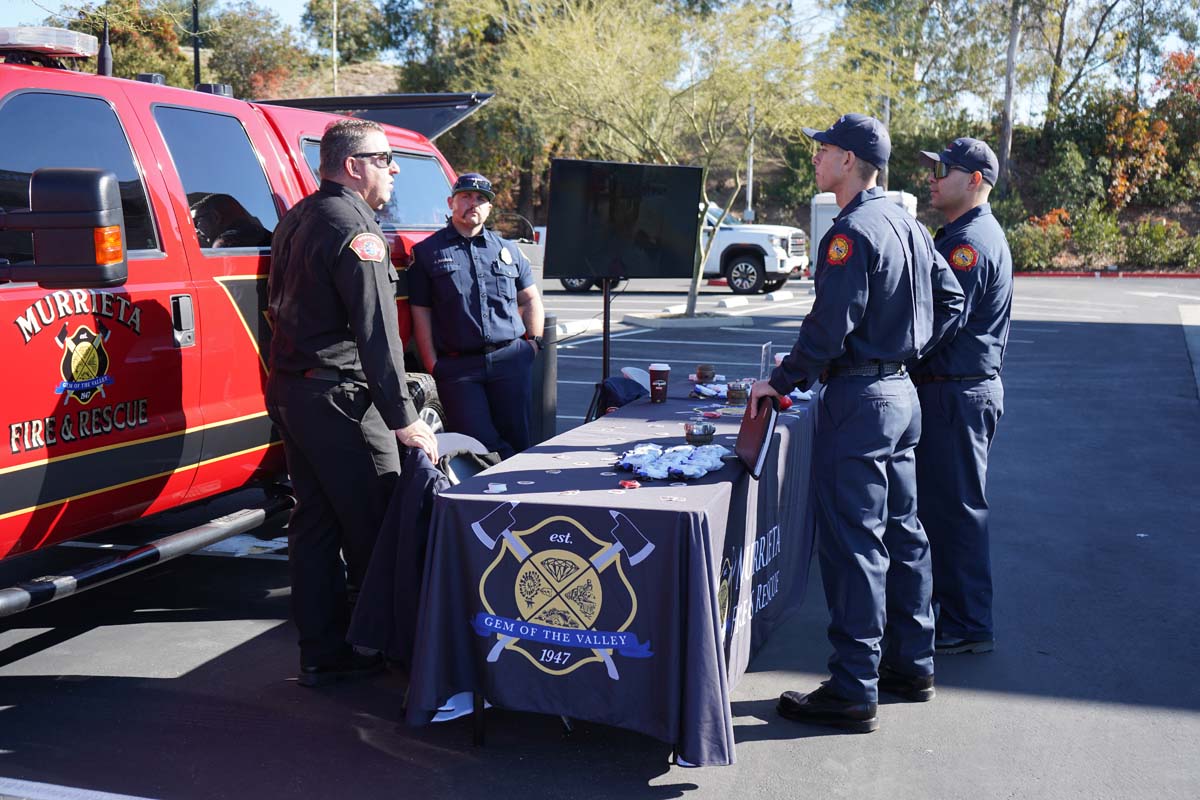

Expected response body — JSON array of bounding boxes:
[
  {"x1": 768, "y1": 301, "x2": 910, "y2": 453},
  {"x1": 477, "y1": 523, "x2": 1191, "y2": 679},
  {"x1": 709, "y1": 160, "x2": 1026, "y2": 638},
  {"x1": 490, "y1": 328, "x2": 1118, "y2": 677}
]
[
  {"x1": 419, "y1": 398, "x2": 446, "y2": 434},
  {"x1": 408, "y1": 373, "x2": 446, "y2": 433},
  {"x1": 763, "y1": 278, "x2": 787, "y2": 293},
  {"x1": 726, "y1": 255, "x2": 765, "y2": 294},
  {"x1": 560, "y1": 277, "x2": 594, "y2": 292}
]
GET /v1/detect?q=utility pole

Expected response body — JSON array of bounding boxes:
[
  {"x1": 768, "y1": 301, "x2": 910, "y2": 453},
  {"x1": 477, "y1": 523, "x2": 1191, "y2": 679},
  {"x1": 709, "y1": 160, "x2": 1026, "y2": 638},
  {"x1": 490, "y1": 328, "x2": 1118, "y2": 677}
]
[
  {"x1": 745, "y1": 100, "x2": 755, "y2": 222},
  {"x1": 192, "y1": 0, "x2": 200, "y2": 87},
  {"x1": 332, "y1": 0, "x2": 339, "y2": 95}
]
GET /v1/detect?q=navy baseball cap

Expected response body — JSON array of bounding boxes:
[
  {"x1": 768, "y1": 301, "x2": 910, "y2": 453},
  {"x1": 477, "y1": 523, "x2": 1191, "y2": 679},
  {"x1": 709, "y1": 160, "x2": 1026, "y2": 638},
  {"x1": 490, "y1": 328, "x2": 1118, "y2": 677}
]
[
  {"x1": 452, "y1": 172, "x2": 495, "y2": 200},
  {"x1": 802, "y1": 113, "x2": 891, "y2": 170},
  {"x1": 920, "y1": 138, "x2": 999, "y2": 185}
]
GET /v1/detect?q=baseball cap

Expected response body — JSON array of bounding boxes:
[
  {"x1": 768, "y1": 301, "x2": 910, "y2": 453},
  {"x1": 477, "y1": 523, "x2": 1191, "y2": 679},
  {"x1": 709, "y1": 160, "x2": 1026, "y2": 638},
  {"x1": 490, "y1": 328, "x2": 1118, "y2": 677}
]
[
  {"x1": 802, "y1": 113, "x2": 891, "y2": 170},
  {"x1": 920, "y1": 138, "x2": 999, "y2": 185},
  {"x1": 452, "y1": 172, "x2": 495, "y2": 201}
]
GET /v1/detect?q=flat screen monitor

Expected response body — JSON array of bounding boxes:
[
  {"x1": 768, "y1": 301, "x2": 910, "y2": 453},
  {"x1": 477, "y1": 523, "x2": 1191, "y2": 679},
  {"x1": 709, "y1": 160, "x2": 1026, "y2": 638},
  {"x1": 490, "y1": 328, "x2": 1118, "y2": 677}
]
[{"x1": 543, "y1": 159, "x2": 703, "y2": 280}]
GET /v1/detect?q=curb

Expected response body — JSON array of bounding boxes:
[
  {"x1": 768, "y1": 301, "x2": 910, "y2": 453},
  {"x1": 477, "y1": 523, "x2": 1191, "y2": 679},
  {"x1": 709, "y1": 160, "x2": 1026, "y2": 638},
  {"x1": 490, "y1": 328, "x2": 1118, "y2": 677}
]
[
  {"x1": 622, "y1": 313, "x2": 753, "y2": 330},
  {"x1": 555, "y1": 319, "x2": 603, "y2": 337},
  {"x1": 765, "y1": 290, "x2": 794, "y2": 302},
  {"x1": 717, "y1": 297, "x2": 748, "y2": 308}
]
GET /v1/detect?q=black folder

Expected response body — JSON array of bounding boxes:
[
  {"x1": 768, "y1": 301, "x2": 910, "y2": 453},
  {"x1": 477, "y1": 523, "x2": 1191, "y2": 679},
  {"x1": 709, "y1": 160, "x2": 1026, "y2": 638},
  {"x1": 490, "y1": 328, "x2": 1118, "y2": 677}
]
[{"x1": 735, "y1": 395, "x2": 779, "y2": 480}]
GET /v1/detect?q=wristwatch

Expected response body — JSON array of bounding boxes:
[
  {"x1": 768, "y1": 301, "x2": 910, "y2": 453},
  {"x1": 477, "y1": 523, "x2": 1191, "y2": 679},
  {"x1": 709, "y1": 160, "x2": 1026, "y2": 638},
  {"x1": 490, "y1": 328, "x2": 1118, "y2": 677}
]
[{"x1": 526, "y1": 334, "x2": 544, "y2": 349}]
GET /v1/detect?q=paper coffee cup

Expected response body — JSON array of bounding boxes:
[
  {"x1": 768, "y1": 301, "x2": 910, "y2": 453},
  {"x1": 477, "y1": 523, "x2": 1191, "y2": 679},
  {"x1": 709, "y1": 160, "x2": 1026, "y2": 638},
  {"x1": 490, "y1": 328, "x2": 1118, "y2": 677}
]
[{"x1": 649, "y1": 363, "x2": 671, "y2": 403}]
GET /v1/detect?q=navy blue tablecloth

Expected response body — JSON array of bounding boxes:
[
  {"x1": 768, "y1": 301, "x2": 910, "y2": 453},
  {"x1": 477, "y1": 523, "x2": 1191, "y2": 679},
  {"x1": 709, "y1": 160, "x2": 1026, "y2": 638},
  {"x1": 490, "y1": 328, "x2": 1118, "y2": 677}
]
[{"x1": 405, "y1": 392, "x2": 815, "y2": 766}]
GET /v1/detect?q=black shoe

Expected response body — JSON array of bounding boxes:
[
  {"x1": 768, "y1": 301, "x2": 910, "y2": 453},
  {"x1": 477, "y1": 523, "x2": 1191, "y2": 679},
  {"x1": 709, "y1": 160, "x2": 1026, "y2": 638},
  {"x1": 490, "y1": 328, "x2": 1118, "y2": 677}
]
[
  {"x1": 935, "y1": 636, "x2": 995, "y2": 655},
  {"x1": 298, "y1": 650, "x2": 385, "y2": 688},
  {"x1": 776, "y1": 684, "x2": 879, "y2": 733},
  {"x1": 878, "y1": 665, "x2": 935, "y2": 702}
]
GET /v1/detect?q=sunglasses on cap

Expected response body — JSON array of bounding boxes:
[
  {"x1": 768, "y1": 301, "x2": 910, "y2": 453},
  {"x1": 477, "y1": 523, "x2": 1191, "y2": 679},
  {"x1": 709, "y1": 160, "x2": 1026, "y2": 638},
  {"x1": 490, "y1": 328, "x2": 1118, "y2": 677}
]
[
  {"x1": 352, "y1": 151, "x2": 394, "y2": 167},
  {"x1": 931, "y1": 161, "x2": 973, "y2": 179}
]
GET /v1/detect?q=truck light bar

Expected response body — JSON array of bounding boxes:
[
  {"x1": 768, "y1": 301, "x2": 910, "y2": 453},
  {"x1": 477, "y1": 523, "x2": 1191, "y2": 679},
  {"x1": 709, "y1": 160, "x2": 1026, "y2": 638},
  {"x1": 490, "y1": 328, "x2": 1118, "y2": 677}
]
[{"x1": 0, "y1": 26, "x2": 98, "y2": 58}]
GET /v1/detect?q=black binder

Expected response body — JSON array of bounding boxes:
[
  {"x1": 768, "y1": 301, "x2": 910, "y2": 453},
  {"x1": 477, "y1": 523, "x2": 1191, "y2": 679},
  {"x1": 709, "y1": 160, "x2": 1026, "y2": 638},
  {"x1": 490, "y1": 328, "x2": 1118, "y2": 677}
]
[{"x1": 735, "y1": 395, "x2": 779, "y2": 480}]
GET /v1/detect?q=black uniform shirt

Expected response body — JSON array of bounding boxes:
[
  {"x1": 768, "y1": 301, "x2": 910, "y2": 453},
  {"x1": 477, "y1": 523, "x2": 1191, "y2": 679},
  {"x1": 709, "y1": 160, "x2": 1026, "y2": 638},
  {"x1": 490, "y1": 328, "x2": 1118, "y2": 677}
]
[
  {"x1": 769, "y1": 187, "x2": 965, "y2": 394},
  {"x1": 920, "y1": 203, "x2": 1013, "y2": 377},
  {"x1": 407, "y1": 223, "x2": 534, "y2": 355},
  {"x1": 267, "y1": 179, "x2": 417, "y2": 430}
]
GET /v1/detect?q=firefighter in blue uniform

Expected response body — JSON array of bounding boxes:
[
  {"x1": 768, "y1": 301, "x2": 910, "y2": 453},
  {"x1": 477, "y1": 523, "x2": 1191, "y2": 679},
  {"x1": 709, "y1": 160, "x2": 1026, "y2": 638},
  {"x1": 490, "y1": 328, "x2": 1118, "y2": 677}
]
[
  {"x1": 408, "y1": 173, "x2": 545, "y2": 458},
  {"x1": 750, "y1": 114, "x2": 965, "y2": 732},
  {"x1": 914, "y1": 138, "x2": 1013, "y2": 655},
  {"x1": 267, "y1": 119, "x2": 439, "y2": 687}
]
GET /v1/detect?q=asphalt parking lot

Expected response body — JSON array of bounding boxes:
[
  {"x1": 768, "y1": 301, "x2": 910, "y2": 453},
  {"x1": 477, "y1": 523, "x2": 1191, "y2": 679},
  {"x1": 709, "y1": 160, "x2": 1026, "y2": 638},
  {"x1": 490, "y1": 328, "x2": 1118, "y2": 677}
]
[{"x1": 1, "y1": 277, "x2": 1198, "y2": 800}]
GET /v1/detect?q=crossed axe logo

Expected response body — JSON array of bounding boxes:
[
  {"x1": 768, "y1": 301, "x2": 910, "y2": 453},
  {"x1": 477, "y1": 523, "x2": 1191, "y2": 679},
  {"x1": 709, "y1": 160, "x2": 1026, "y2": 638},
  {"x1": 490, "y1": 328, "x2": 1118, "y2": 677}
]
[{"x1": 472, "y1": 503, "x2": 654, "y2": 680}]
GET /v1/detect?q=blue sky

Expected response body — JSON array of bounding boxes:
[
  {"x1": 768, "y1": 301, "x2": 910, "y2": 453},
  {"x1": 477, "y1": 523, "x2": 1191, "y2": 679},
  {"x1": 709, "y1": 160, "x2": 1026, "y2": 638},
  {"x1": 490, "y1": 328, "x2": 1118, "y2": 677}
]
[{"x1": 1, "y1": 1, "x2": 306, "y2": 31}]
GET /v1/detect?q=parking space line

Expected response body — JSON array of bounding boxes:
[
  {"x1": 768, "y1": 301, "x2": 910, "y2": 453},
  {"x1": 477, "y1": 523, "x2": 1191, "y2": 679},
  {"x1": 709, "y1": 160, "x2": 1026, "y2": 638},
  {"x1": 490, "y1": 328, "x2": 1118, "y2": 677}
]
[
  {"x1": 563, "y1": 328, "x2": 649, "y2": 347},
  {"x1": 558, "y1": 354, "x2": 763, "y2": 367}
]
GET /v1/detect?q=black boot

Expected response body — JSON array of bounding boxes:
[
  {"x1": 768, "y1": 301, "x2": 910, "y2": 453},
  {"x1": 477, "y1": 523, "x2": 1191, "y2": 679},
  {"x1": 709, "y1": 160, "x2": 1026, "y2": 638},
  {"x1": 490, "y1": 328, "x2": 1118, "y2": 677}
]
[{"x1": 777, "y1": 683, "x2": 879, "y2": 733}]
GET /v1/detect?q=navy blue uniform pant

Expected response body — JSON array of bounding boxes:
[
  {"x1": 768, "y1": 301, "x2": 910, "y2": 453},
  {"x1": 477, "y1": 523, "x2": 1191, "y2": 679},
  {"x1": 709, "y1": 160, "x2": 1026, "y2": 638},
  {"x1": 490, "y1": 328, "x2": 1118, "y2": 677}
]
[
  {"x1": 266, "y1": 374, "x2": 400, "y2": 667},
  {"x1": 434, "y1": 338, "x2": 534, "y2": 458},
  {"x1": 814, "y1": 373, "x2": 934, "y2": 704},
  {"x1": 916, "y1": 376, "x2": 1004, "y2": 641}
]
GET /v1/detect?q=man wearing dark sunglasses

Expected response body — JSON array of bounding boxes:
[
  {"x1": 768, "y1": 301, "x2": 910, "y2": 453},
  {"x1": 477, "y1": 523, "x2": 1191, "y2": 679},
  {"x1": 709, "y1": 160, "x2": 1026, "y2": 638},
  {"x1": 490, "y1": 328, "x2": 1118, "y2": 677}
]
[
  {"x1": 750, "y1": 113, "x2": 964, "y2": 733},
  {"x1": 267, "y1": 118, "x2": 439, "y2": 687},
  {"x1": 914, "y1": 138, "x2": 1013, "y2": 657}
]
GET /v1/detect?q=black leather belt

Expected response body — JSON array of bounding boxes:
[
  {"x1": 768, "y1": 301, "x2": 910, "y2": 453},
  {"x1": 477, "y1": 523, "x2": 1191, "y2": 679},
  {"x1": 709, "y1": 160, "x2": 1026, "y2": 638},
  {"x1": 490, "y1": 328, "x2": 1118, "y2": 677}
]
[
  {"x1": 442, "y1": 339, "x2": 514, "y2": 358},
  {"x1": 301, "y1": 367, "x2": 353, "y2": 382},
  {"x1": 912, "y1": 373, "x2": 996, "y2": 385},
  {"x1": 828, "y1": 362, "x2": 906, "y2": 378}
]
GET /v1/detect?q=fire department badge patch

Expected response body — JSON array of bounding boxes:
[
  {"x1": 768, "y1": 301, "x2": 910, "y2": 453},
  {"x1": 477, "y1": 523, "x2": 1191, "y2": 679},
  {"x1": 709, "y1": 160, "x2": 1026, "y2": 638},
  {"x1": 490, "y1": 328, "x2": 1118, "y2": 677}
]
[
  {"x1": 826, "y1": 235, "x2": 852, "y2": 265},
  {"x1": 349, "y1": 233, "x2": 385, "y2": 262},
  {"x1": 949, "y1": 244, "x2": 979, "y2": 271},
  {"x1": 55, "y1": 322, "x2": 113, "y2": 405},
  {"x1": 500, "y1": 247, "x2": 513, "y2": 264}
]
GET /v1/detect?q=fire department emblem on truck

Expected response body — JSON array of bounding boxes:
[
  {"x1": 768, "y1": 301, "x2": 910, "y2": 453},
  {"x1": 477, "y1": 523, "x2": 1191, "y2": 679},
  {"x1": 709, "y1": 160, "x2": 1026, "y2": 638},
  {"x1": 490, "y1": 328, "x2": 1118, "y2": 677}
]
[
  {"x1": 472, "y1": 503, "x2": 654, "y2": 679},
  {"x1": 55, "y1": 322, "x2": 114, "y2": 405}
]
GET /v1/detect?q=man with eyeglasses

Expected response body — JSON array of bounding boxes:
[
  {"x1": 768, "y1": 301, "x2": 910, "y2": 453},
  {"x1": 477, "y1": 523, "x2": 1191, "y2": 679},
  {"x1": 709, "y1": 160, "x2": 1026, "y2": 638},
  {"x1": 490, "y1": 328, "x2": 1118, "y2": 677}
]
[
  {"x1": 749, "y1": 113, "x2": 964, "y2": 733},
  {"x1": 408, "y1": 172, "x2": 545, "y2": 458},
  {"x1": 267, "y1": 118, "x2": 439, "y2": 687},
  {"x1": 914, "y1": 137, "x2": 1013, "y2": 656}
]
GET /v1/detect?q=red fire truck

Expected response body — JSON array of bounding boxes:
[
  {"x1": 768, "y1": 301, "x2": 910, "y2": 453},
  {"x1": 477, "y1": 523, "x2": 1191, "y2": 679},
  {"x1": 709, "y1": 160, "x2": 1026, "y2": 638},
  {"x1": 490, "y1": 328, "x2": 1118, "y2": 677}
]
[{"x1": 0, "y1": 27, "x2": 488, "y2": 611}]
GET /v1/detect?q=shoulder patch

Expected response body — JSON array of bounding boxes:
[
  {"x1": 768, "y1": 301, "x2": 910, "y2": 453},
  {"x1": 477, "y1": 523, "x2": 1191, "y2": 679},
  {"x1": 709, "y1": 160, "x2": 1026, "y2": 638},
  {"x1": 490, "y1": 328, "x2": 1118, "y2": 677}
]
[
  {"x1": 949, "y1": 243, "x2": 979, "y2": 271},
  {"x1": 826, "y1": 234, "x2": 853, "y2": 266},
  {"x1": 349, "y1": 232, "x2": 386, "y2": 262}
]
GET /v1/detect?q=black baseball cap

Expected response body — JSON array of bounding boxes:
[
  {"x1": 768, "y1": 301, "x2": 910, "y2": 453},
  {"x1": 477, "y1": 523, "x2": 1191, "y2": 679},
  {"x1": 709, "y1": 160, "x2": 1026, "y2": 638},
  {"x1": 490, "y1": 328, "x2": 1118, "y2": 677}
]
[
  {"x1": 802, "y1": 113, "x2": 891, "y2": 170},
  {"x1": 920, "y1": 138, "x2": 999, "y2": 185},
  {"x1": 452, "y1": 172, "x2": 495, "y2": 200}
]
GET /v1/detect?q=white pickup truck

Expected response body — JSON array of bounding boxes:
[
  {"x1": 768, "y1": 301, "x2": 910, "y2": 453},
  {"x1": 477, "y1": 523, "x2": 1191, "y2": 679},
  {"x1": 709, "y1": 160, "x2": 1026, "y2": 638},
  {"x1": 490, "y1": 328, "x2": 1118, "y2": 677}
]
[{"x1": 541, "y1": 204, "x2": 809, "y2": 294}]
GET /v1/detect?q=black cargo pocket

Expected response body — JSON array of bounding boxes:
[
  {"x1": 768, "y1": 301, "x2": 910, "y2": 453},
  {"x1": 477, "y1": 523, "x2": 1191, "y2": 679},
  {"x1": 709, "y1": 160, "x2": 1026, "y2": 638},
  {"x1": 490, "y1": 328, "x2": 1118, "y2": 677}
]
[{"x1": 329, "y1": 382, "x2": 370, "y2": 423}]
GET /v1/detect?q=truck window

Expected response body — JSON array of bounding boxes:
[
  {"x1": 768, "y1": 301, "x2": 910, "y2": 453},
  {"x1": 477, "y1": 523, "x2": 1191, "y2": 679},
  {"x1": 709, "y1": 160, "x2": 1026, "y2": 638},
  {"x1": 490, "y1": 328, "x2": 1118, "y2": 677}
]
[
  {"x1": 0, "y1": 92, "x2": 159, "y2": 265},
  {"x1": 155, "y1": 106, "x2": 278, "y2": 250},
  {"x1": 301, "y1": 140, "x2": 451, "y2": 231}
]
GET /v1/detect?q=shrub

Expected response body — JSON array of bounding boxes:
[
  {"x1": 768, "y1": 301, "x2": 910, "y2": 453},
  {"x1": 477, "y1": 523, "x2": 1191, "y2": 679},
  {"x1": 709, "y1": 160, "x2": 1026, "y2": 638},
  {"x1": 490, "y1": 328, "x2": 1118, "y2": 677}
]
[
  {"x1": 1008, "y1": 220, "x2": 1069, "y2": 271},
  {"x1": 1137, "y1": 142, "x2": 1200, "y2": 206},
  {"x1": 1182, "y1": 235, "x2": 1200, "y2": 272},
  {"x1": 1123, "y1": 219, "x2": 1189, "y2": 268},
  {"x1": 1071, "y1": 203, "x2": 1123, "y2": 267},
  {"x1": 1036, "y1": 140, "x2": 1106, "y2": 213},
  {"x1": 990, "y1": 190, "x2": 1028, "y2": 230}
]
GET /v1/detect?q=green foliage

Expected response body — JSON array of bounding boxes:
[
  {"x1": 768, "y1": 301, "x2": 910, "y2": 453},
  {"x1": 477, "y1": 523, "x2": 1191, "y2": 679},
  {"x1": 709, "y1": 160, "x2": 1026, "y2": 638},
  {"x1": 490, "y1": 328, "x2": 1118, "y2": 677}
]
[
  {"x1": 1184, "y1": 235, "x2": 1200, "y2": 272},
  {"x1": 1007, "y1": 220, "x2": 1068, "y2": 271},
  {"x1": 990, "y1": 190, "x2": 1028, "y2": 230},
  {"x1": 761, "y1": 139, "x2": 816, "y2": 213},
  {"x1": 303, "y1": 0, "x2": 388, "y2": 64},
  {"x1": 208, "y1": 1, "x2": 303, "y2": 99},
  {"x1": 1035, "y1": 140, "x2": 1105, "y2": 214},
  {"x1": 1070, "y1": 202, "x2": 1122, "y2": 267},
  {"x1": 1123, "y1": 219, "x2": 1190, "y2": 268},
  {"x1": 1137, "y1": 142, "x2": 1200, "y2": 206},
  {"x1": 63, "y1": 0, "x2": 191, "y2": 87}
]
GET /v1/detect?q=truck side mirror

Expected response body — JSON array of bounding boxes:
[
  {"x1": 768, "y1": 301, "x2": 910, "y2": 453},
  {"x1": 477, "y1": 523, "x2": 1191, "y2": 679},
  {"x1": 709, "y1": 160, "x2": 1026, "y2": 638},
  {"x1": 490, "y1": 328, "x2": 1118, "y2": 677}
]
[{"x1": 0, "y1": 168, "x2": 129, "y2": 288}]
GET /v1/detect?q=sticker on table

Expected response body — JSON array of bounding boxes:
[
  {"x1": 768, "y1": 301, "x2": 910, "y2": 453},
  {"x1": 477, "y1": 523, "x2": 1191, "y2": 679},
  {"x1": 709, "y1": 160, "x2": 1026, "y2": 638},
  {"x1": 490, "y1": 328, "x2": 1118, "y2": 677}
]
[
  {"x1": 600, "y1": 471, "x2": 617, "y2": 476},
  {"x1": 517, "y1": 480, "x2": 536, "y2": 485},
  {"x1": 670, "y1": 482, "x2": 687, "y2": 487},
  {"x1": 546, "y1": 469, "x2": 562, "y2": 475},
  {"x1": 470, "y1": 506, "x2": 655, "y2": 681}
]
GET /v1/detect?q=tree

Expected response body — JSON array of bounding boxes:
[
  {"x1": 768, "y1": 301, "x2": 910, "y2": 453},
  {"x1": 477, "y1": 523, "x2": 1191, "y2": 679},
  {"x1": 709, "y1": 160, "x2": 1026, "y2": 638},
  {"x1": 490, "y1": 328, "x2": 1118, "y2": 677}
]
[
  {"x1": 1027, "y1": 0, "x2": 1125, "y2": 137},
  {"x1": 61, "y1": 0, "x2": 191, "y2": 87},
  {"x1": 155, "y1": 0, "x2": 222, "y2": 47},
  {"x1": 1118, "y1": 0, "x2": 1193, "y2": 108},
  {"x1": 208, "y1": 1, "x2": 305, "y2": 99},
  {"x1": 998, "y1": 0, "x2": 1024, "y2": 191},
  {"x1": 303, "y1": 0, "x2": 388, "y2": 65},
  {"x1": 470, "y1": 0, "x2": 840, "y2": 314}
]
